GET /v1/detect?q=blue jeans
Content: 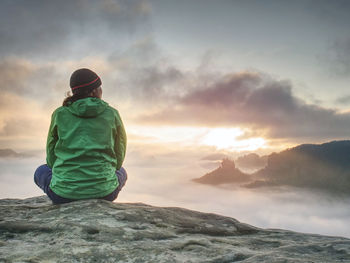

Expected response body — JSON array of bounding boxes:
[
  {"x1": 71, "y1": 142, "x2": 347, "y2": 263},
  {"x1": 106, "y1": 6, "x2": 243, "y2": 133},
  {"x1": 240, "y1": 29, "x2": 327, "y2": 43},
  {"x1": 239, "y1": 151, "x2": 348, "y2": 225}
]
[{"x1": 34, "y1": 164, "x2": 127, "y2": 204}]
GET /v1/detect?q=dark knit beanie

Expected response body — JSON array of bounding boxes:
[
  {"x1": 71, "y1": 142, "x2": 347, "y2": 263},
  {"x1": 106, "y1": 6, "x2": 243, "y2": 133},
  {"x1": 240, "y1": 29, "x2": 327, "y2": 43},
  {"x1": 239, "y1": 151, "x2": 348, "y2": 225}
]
[{"x1": 70, "y1": 68, "x2": 102, "y2": 94}]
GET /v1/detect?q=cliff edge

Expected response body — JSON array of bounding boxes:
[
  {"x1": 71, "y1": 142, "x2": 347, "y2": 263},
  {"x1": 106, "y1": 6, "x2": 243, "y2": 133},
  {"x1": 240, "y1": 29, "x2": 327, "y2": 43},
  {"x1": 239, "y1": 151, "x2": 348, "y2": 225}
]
[{"x1": 0, "y1": 196, "x2": 349, "y2": 262}]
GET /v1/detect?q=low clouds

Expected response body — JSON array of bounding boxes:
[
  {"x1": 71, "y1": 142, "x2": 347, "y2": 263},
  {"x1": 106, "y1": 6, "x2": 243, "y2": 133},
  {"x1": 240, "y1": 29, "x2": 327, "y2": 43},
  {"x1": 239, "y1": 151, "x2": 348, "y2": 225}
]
[
  {"x1": 138, "y1": 72, "x2": 350, "y2": 141},
  {"x1": 2, "y1": 54, "x2": 350, "y2": 145},
  {"x1": 0, "y1": 92, "x2": 49, "y2": 150},
  {"x1": 0, "y1": 58, "x2": 35, "y2": 94},
  {"x1": 0, "y1": 58, "x2": 81, "y2": 114},
  {"x1": 0, "y1": 58, "x2": 63, "y2": 99}
]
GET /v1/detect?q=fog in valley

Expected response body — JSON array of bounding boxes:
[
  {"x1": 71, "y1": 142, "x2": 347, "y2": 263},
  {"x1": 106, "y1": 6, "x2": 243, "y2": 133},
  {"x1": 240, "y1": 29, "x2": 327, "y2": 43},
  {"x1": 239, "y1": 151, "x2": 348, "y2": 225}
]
[{"x1": 1, "y1": 149, "x2": 350, "y2": 239}]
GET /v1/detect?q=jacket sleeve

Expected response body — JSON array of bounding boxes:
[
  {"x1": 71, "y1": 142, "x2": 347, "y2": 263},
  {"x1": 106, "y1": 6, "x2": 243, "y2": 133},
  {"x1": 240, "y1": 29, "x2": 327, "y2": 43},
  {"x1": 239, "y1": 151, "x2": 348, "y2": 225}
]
[
  {"x1": 114, "y1": 111, "x2": 127, "y2": 170},
  {"x1": 46, "y1": 112, "x2": 58, "y2": 168}
]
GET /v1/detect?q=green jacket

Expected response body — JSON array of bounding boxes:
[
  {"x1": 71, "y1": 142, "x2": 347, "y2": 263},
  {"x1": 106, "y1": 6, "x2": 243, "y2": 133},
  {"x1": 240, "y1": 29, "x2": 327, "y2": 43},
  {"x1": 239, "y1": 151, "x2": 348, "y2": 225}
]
[{"x1": 46, "y1": 97, "x2": 127, "y2": 199}]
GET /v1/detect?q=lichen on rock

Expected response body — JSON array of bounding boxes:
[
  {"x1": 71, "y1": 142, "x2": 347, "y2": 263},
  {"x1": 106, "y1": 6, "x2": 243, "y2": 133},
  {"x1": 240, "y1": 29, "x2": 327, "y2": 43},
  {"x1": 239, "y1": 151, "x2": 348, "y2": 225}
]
[{"x1": 0, "y1": 196, "x2": 349, "y2": 262}]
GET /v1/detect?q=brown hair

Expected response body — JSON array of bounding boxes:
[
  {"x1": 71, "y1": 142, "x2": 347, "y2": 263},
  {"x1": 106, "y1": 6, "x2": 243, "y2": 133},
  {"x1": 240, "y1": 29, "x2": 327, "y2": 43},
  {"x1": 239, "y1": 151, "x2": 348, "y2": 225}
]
[{"x1": 62, "y1": 87, "x2": 96, "y2": 106}]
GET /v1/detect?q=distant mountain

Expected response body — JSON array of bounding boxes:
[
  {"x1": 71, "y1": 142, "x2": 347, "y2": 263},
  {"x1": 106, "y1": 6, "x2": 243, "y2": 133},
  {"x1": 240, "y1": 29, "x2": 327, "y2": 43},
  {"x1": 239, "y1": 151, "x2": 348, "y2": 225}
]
[
  {"x1": 248, "y1": 140, "x2": 350, "y2": 193},
  {"x1": 193, "y1": 159, "x2": 251, "y2": 185},
  {"x1": 0, "y1": 148, "x2": 32, "y2": 158},
  {"x1": 194, "y1": 140, "x2": 350, "y2": 194}
]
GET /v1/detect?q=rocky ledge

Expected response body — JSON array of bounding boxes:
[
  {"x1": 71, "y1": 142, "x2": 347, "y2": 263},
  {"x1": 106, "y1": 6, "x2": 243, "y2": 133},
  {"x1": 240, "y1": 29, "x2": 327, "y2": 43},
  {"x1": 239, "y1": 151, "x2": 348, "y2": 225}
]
[{"x1": 0, "y1": 196, "x2": 350, "y2": 262}]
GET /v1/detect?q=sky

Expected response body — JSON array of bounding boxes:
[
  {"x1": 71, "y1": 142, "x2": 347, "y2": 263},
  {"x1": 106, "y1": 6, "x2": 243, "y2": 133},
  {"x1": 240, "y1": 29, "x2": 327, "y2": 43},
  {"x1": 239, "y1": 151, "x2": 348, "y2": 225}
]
[{"x1": 1, "y1": 0, "x2": 350, "y2": 237}]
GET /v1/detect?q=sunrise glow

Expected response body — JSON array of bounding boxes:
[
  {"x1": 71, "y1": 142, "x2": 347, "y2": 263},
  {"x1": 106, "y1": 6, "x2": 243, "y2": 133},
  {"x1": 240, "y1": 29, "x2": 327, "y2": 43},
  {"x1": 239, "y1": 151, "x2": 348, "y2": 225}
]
[
  {"x1": 128, "y1": 126, "x2": 266, "y2": 152},
  {"x1": 200, "y1": 128, "x2": 266, "y2": 151}
]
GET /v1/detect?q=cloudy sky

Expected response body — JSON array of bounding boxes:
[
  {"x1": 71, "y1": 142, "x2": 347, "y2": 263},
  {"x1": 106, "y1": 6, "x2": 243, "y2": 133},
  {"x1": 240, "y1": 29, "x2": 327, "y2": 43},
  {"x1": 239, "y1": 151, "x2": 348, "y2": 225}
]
[
  {"x1": 1, "y1": 0, "x2": 350, "y2": 154},
  {"x1": 1, "y1": 0, "x2": 350, "y2": 237}
]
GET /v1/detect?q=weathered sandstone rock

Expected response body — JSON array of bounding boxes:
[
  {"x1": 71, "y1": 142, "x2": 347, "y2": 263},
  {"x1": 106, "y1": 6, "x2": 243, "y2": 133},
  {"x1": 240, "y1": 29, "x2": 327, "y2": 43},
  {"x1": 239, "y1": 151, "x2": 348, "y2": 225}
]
[{"x1": 0, "y1": 196, "x2": 349, "y2": 262}]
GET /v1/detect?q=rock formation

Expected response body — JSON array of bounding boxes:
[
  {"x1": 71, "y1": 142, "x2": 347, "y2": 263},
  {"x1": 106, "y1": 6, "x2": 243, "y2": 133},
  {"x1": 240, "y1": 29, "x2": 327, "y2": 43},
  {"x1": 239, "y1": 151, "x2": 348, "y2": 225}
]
[
  {"x1": 193, "y1": 159, "x2": 251, "y2": 185},
  {"x1": 194, "y1": 141, "x2": 350, "y2": 195},
  {"x1": 1, "y1": 196, "x2": 350, "y2": 262}
]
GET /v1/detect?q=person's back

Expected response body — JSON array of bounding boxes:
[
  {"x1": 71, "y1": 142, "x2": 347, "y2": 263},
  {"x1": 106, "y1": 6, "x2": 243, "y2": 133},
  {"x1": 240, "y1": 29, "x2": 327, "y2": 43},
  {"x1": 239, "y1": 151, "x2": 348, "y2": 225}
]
[{"x1": 34, "y1": 68, "x2": 127, "y2": 204}]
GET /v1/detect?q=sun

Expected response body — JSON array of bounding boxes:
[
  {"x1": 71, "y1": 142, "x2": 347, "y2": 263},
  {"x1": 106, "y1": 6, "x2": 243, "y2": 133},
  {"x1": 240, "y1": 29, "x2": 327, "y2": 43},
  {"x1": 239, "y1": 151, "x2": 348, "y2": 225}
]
[{"x1": 200, "y1": 128, "x2": 266, "y2": 151}]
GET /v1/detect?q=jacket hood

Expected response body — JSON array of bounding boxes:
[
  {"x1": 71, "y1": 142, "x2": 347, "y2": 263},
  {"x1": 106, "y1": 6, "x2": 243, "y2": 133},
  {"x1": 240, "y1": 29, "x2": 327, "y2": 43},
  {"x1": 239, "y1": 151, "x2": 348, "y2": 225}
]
[{"x1": 67, "y1": 97, "x2": 108, "y2": 118}]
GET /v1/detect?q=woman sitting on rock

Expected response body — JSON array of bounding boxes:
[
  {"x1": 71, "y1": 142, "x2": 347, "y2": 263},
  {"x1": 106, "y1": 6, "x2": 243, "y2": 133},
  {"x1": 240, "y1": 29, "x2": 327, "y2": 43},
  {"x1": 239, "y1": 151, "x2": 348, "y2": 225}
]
[{"x1": 34, "y1": 68, "x2": 127, "y2": 204}]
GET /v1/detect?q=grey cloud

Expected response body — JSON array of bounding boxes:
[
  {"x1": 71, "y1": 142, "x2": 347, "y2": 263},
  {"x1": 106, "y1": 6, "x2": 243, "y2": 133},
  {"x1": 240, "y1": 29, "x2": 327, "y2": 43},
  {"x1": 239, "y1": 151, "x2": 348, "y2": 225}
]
[
  {"x1": 107, "y1": 39, "x2": 187, "y2": 103},
  {"x1": 0, "y1": 58, "x2": 64, "y2": 99},
  {"x1": 336, "y1": 95, "x2": 350, "y2": 105},
  {"x1": 308, "y1": 0, "x2": 350, "y2": 26},
  {"x1": 0, "y1": 37, "x2": 186, "y2": 107},
  {"x1": 326, "y1": 38, "x2": 350, "y2": 76},
  {"x1": 308, "y1": 1, "x2": 350, "y2": 76},
  {"x1": 181, "y1": 73, "x2": 258, "y2": 107},
  {"x1": 138, "y1": 72, "x2": 350, "y2": 140},
  {"x1": 130, "y1": 66, "x2": 184, "y2": 101},
  {"x1": 0, "y1": 0, "x2": 154, "y2": 102},
  {"x1": 0, "y1": 59, "x2": 34, "y2": 94},
  {"x1": 0, "y1": 0, "x2": 151, "y2": 58}
]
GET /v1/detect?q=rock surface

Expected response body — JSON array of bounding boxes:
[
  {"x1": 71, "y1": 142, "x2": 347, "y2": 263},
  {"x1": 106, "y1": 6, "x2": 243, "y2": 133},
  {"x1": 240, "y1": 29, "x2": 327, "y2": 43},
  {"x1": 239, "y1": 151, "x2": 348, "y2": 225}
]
[{"x1": 0, "y1": 196, "x2": 350, "y2": 263}]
